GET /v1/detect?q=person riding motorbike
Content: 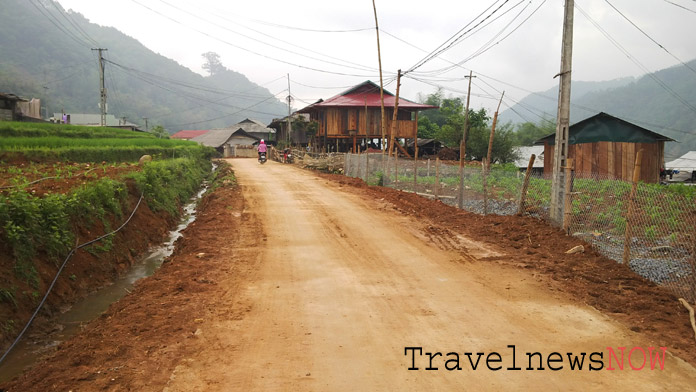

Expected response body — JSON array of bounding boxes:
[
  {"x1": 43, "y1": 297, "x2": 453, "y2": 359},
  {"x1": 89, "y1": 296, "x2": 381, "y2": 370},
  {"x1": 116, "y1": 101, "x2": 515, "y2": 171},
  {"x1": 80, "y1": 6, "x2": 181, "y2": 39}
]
[{"x1": 257, "y1": 139, "x2": 267, "y2": 160}]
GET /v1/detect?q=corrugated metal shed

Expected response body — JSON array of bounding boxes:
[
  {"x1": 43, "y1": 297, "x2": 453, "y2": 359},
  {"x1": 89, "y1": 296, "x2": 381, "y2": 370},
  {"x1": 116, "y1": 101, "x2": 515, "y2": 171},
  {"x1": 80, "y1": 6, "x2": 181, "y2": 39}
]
[
  {"x1": 513, "y1": 146, "x2": 544, "y2": 169},
  {"x1": 192, "y1": 128, "x2": 259, "y2": 148}
]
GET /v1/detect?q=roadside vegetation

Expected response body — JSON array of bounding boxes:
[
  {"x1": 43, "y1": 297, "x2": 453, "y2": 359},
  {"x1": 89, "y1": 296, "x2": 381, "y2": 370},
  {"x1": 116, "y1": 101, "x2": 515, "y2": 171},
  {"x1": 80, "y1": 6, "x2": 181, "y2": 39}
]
[{"x1": 0, "y1": 122, "x2": 215, "y2": 343}]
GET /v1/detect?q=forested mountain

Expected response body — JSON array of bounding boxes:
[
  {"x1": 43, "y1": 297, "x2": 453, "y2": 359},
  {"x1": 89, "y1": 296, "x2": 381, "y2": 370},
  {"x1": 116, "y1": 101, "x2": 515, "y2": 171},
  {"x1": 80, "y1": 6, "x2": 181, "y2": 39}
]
[
  {"x1": 500, "y1": 60, "x2": 696, "y2": 159},
  {"x1": 0, "y1": 0, "x2": 288, "y2": 132}
]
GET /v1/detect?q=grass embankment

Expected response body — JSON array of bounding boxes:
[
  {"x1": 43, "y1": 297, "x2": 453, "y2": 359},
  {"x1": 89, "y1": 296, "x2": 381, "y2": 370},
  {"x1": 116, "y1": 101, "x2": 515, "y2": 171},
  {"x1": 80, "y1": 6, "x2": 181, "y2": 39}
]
[
  {"x1": 0, "y1": 121, "x2": 212, "y2": 163},
  {"x1": 0, "y1": 121, "x2": 215, "y2": 344}
]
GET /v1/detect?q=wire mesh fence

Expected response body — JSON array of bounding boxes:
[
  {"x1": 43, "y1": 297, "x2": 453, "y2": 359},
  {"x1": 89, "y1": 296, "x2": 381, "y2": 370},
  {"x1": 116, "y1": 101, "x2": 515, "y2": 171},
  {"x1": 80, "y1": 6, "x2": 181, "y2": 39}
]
[{"x1": 344, "y1": 152, "x2": 696, "y2": 302}]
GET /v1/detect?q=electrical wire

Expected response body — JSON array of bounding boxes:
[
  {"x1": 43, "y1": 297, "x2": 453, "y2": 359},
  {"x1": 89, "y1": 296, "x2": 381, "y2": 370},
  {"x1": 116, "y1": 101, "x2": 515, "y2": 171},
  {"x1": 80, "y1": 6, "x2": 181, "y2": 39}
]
[
  {"x1": 604, "y1": 0, "x2": 696, "y2": 76},
  {"x1": 128, "y1": 0, "x2": 383, "y2": 78},
  {"x1": 0, "y1": 191, "x2": 145, "y2": 367},
  {"x1": 575, "y1": 1, "x2": 696, "y2": 115},
  {"x1": 663, "y1": 0, "x2": 696, "y2": 14},
  {"x1": 156, "y1": 0, "x2": 378, "y2": 74},
  {"x1": 28, "y1": 0, "x2": 92, "y2": 51}
]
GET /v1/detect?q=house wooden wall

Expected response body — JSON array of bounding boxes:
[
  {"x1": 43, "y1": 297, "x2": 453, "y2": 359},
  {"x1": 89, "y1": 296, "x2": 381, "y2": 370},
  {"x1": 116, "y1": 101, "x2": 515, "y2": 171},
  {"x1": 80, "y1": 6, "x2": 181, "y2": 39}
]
[
  {"x1": 313, "y1": 107, "x2": 416, "y2": 138},
  {"x1": 544, "y1": 141, "x2": 663, "y2": 183}
]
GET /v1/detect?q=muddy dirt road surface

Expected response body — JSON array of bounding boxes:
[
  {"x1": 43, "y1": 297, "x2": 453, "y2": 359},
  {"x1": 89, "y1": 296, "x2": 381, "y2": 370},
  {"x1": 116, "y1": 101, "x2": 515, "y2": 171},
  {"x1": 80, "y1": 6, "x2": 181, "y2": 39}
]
[
  {"x1": 4, "y1": 158, "x2": 696, "y2": 391},
  {"x1": 165, "y1": 159, "x2": 695, "y2": 390}
]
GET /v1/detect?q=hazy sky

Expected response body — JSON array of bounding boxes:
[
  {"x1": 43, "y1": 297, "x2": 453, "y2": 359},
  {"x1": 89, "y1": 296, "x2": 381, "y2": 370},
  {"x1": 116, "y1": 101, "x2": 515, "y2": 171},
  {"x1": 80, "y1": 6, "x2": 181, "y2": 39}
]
[{"x1": 54, "y1": 0, "x2": 696, "y2": 119}]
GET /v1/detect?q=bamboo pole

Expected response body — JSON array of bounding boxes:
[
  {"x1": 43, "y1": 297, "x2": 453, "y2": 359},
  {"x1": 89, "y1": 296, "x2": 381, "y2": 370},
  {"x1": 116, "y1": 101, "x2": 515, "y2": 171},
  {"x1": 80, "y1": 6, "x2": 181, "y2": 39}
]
[
  {"x1": 372, "y1": 0, "x2": 386, "y2": 157},
  {"x1": 622, "y1": 149, "x2": 644, "y2": 264},
  {"x1": 517, "y1": 154, "x2": 536, "y2": 215},
  {"x1": 365, "y1": 151, "x2": 369, "y2": 183},
  {"x1": 413, "y1": 110, "x2": 418, "y2": 191},
  {"x1": 563, "y1": 158, "x2": 574, "y2": 232}
]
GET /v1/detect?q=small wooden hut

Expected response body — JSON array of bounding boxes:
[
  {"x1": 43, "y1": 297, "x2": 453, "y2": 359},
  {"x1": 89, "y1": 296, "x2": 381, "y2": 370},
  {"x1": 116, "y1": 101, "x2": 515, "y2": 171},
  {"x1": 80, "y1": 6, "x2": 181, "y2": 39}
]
[
  {"x1": 536, "y1": 112, "x2": 674, "y2": 183},
  {"x1": 297, "y1": 80, "x2": 437, "y2": 153}
]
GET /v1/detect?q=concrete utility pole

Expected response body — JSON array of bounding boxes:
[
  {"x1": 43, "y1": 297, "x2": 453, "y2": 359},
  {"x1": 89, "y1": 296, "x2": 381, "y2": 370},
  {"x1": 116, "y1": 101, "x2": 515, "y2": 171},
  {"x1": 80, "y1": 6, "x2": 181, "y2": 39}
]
[
  {"x1": 287, "y1": 73, "x2": 292, "y2": 145},
  {"x1": 92, "y1": 48, "x2": 108, "y2": 127},
  {"x1": 142, "y1": 117, "x2": 149, "y2": 132},
  {"x1": 550, "y1": 0, "x2": 574, "y2": 225}
]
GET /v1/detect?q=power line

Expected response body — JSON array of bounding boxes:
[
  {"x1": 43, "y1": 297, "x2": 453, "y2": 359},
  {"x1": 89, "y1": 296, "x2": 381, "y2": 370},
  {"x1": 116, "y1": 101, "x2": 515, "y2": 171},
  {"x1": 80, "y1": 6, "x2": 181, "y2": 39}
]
[
  {"x1": 155, "y1": 0, "x2": 377, "y2": 74},
  {"x1": 128, "y1": 0, "x2": 382, "y2": 78},
  {"x1": 405, "y1": 0, "x2": 512, "y2": 75},
  {"x1": 28, "y1": 0, "x2": 92, "y2": 50},
  {"x1": 604, "y1": 0, "x2": 696, "y2": 76},
  {"x1": 575, "y1": 1, "x2": 696, "y2": 114},
  {"x1": 663, "y1": 0, "x2": 696, "y2": 14}
]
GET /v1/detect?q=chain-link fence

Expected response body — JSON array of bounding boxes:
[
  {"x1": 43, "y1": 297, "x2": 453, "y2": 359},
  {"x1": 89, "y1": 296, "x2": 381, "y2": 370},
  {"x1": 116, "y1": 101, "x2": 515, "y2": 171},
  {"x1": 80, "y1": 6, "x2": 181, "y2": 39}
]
[{"x1": 344, "y1": 152, "x2": 696, "y2": 302}]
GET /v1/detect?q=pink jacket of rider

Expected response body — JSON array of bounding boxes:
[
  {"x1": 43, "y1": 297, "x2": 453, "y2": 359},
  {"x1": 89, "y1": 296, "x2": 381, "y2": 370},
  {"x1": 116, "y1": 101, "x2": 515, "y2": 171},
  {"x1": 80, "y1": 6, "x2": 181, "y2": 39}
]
[{"x1": 258, "y1": 142, "x2": 267, "y2": 153}]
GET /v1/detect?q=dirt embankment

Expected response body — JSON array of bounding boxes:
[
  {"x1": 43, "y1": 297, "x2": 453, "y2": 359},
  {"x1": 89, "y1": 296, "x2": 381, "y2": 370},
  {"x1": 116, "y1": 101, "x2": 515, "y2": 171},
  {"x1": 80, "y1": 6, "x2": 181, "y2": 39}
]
[
  {"x1": 0, "y1": 180, "x2": 174, "y2": 350},
  {"x1": 1, "y1": 163, "x2": 252, "y2": 390},
  {"x1": 322, "y1": 172, "x2": 696, "y2": 366}
]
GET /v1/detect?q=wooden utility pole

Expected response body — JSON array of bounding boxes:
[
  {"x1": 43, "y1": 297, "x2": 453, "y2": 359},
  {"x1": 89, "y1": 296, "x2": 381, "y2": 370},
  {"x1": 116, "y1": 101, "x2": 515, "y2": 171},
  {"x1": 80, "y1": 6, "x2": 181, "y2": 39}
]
[
  {"x1": 389, "y1": 70, "x2": 402, "y2": 157},
  {"x1": 550, "y1": 0, "x2": 575, "y2": 225},
  {"x1": 92, "y1": 48, "x2": 108, "y2": 127},
  {"x1": 287, "y1": 73, "x2": 293, "y2": 145},
  {"x1": 458, "y1": 71, "x2": 475, "y2": 209},
  {"x1": 483, "y1": 91, "x2": 505, "y2": 214},
  {"x1": 486, "y1": 91, "x2": 505, "y2": 171},
  {"x1": 372, "y1": 0, "x2": 386, "y2": 156},
  {"x1": 460, "y1": 71, "x2": 475, "y2": 170}
]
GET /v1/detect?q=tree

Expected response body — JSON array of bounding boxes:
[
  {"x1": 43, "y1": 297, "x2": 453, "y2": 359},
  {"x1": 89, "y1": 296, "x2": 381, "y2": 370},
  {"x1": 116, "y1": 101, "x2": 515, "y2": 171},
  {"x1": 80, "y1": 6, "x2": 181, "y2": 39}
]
[
  {"x1": 513, "y1": 119, "x2": 555, "y2": 146},
  {"x1": 201, "y1": 52, "x2": 225, "y2": 76},
  {"x1": 149, "y1": 125, "x2": 169, "y2": 139}
]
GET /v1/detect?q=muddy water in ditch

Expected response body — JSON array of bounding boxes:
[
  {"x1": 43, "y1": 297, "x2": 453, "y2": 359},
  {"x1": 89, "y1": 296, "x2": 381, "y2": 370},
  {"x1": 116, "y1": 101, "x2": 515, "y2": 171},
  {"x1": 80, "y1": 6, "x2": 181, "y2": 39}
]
[{"x1": 0, "y1": 183, "x2": 210, "y2": 382}]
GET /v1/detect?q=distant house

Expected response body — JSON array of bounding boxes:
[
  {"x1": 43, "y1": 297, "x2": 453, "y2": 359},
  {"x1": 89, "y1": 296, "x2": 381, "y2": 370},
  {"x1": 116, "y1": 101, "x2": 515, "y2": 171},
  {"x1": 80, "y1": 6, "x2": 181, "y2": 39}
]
[
  {"x1": 406, "y1": 138, "x2": 444, "y2": 157},
  {"x1": 513, "y1": 145, "x2": 544, "y2": 173},
  {"x1": 191, "y1": 127, "x2": 260, "y2": 157},
  {"x1": 0, "y1": 92, "x2": 28, "y2": 121},
  {"x1": 536, "y1": 112, "x2": 674, "y2": 183},
  {"x1": 52, "y1": 113, "x2": 143, "y2": 131},
  {"x1": 172, "y1": 130, "x2": 209, "y2": 140},
  {"x1": 269, "y1": 113, "x2": 310, "y2": 145},
  {"x1": 665, "y1": 151, "x2": 696, "y2": 182},
  {"x1": 230, "y1": 118, "x2": 275, "y2": 141},
  {"x1": 297, "y1": 80, "x2": 437, "y2": 153}
]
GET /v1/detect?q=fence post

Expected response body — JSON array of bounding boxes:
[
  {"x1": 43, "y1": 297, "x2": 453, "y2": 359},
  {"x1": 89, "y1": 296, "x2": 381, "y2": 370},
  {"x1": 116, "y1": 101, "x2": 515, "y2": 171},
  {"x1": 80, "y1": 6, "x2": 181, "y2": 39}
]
[
  {"x1": 458, "y1": 166, "x2": 465, "y2": 209},
  {"x1": 563, "y1": 158, "x2": 574, "y2": 232},
  {"x1": 483, "y1": 162, "x2": 489, "y2": 215},
  {"x1": 413, "y1": 154, "x2": 417, "y2": 191},
  {"x1": 435, "y1": 157, "x2": 440, "y2": 199},
  {"x1": 517, "y1": 154, "x2": 536, "y2": 215},
  {"x1": 622, "y1": 149, "x2": 644, "y2": 264},
  {"x1": 427, "y1": 158, "x2": 431, "y2": 177},
  {"x1": 364, "y1": 152, "x2": 369, "y2": 183},
  {"x1": 394, "y1": 155, "x2": 399, "y2": 185}
]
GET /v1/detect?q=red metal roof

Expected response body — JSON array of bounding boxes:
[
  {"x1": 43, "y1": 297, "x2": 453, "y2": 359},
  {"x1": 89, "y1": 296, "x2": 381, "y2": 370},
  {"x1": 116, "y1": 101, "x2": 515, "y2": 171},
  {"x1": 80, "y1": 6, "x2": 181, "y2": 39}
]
[
  {"x1": 172, "y1": 130, "x2": 209, "y2": 139},
  {"x1": 299, "y1": 81, "x2": 437, "y2": 112}
]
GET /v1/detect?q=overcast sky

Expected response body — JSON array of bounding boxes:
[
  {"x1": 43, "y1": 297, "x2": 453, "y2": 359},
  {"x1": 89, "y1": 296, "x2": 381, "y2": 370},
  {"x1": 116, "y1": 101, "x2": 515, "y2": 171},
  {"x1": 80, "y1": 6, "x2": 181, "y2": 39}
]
[{"x1": 55, "y1": 0, "x2": 696, "y2": 119}]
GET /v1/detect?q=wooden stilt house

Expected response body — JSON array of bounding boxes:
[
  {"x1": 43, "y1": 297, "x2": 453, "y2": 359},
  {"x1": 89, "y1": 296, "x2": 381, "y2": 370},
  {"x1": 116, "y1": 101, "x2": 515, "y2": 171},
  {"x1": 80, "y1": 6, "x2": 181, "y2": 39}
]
[
  {"x1": 536, "y1": 112, "x2": 675, "y2": 183},
  {"x1": 297, "y1": 81, "x2": 437, "y2": 153}
]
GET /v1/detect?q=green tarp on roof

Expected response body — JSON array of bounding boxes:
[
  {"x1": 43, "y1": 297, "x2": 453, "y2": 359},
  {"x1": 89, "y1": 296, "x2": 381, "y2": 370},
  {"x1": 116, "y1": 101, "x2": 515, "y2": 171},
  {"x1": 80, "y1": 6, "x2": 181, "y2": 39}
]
[{"x1": 536, "y1": 112, "x2": 675, "y2": 145}]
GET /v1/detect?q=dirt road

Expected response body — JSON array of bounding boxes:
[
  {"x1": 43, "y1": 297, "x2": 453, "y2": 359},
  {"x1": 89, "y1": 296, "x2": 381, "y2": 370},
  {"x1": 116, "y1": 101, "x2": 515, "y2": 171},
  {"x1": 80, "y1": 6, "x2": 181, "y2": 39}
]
[
  {"x1": 3, "y1": 158, "x2": 695, "y2": 391},
  {"x1": 162, "y1": 159, "x2": 696, "y2": 390}
]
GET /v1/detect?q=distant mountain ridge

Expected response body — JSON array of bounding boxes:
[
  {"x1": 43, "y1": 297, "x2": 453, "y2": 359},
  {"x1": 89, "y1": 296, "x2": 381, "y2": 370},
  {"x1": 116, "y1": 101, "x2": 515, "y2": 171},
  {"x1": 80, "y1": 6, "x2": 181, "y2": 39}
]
[
  {"x1": 500, "y1": 61, "x2": 696, "y2": 159},
  {"x1": 0, "y1": 0, "x2": 288, "y2": 132}
]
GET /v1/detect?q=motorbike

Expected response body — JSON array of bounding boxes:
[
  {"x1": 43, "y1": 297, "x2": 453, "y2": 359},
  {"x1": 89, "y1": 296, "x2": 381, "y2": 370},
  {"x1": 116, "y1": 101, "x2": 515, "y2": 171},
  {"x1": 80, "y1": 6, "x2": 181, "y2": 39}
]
[
  {"x1": 258, "y1": 151, "x2": 267, "y2": 164},
  {"x1": 284, "y1": 149, "x2": 293, "y2": 164}
]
